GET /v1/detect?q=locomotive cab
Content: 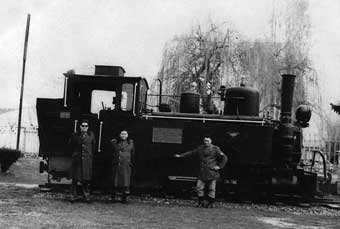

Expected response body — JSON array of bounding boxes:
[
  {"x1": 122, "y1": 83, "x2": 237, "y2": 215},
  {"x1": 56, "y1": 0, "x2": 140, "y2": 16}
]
[
  {"x1": 37, "y1": 65, "x2": 149, "y2": 183},
  {"x1": 64, "y1": 66, "x2": 148, "y2": 119}
]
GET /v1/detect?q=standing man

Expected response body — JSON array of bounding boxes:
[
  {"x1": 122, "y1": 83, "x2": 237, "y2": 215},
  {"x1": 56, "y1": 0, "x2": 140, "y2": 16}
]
[
  {"x1": 69, "y1": 119, "x2": 96, "y2": 202},
  {"x1": 174, "y1": 135, "x2": 227, "y2": 208},
  {"x1": 109, "y1": 130, "x2": 135, "y2": 203}
]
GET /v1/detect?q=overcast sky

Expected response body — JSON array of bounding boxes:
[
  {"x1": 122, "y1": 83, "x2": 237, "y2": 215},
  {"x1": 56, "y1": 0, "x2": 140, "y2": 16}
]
[{"x1": 1, "y1": 0, "x2": 340, "y2": 110}]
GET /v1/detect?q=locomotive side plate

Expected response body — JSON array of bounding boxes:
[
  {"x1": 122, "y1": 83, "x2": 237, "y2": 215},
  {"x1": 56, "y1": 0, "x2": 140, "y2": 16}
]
[{"x1": 152, "y1": 127, "x2": 183, "y2": 144}]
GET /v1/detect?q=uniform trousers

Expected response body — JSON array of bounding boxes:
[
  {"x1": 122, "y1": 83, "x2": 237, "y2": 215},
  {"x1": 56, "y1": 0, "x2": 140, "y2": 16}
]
[
  {"x1": 196, "y1": 179, "x2": 216, "y2": 198},
  {"x1": 71, "y1": 179, "x2": 90, "y2": 199}
]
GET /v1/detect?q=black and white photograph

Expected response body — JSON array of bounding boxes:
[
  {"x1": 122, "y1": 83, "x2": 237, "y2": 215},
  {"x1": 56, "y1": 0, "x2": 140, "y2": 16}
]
[{"x1": 1, "y1": 0, "x2": 340, "y2": 228}]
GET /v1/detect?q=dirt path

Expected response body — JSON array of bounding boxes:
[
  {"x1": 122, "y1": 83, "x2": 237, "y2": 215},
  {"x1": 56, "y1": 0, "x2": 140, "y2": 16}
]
[
  {"x1": 0, "y1": 184, "x2": 338, "y2": 228},
  {"x1": 0, "y1": 158, "x2": 339, "y2": 228}
]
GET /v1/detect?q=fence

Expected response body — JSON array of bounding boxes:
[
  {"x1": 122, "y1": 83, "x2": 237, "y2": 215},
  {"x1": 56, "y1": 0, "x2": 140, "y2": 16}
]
[
  {"x1": 0, "y1": 126, "x2": 39, "y2": 155},
  {"x1": 303, "y1": 138, "x2": 340, "y2": 164}
]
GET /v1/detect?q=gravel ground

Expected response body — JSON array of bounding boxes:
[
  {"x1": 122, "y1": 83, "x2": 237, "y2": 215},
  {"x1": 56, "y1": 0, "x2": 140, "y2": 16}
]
[{"x1": 0, "y1": 158, "x2": 339, "y2": 228}]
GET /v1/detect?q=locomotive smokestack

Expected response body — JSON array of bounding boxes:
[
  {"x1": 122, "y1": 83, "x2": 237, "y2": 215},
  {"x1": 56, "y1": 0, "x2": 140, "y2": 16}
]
[
  {"x1": 275, "y1": 74, "x2": 298, "y2": 168},
  {"x1": 280, "y1": 74, "x2": 296, "y2": 123}
]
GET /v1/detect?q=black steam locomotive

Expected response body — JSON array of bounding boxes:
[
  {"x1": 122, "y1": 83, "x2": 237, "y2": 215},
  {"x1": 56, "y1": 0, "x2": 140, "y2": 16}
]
[{"x1": 37, "y1": 65, "x2": 326, "y2": 197}]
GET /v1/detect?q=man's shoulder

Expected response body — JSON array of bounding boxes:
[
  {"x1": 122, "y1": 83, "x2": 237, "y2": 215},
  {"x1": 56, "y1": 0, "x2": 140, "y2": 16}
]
[
  {"x1": 210, "y1": 144, "x2": 223, "y2": 152},
  {"x1": 211, "y1": 145, "x2": 225, "y2": 155},
  {"x1": 211, "y1": 144, "x2": 220, "y2": 150},
  {"x1": 197, "y1": 145, "x2": 205, "y2": 150},
  {"x1": 88, "y1": 130, "x2": 95, "y2": 136},
  {"x1": 71, "y1": 132, "x2": 79, "y2": 138}
]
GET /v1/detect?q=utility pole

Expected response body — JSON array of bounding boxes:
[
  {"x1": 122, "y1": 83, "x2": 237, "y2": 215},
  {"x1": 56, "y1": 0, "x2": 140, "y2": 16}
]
[{"x1": 16, "y1": 14, "x2": 31, "y2": 150}]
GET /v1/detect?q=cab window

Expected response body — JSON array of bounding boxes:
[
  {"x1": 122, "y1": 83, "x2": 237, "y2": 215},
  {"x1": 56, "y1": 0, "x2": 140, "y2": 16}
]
[
  {"x1": 121, "y1": 83, "x2": 134, "y2": 111},
  {"x1": 91, "y1": 90, "x2": 116, "y2": 114},
  {"x1": 139, "y1": 80, "x2": 148, "y2": 112}
]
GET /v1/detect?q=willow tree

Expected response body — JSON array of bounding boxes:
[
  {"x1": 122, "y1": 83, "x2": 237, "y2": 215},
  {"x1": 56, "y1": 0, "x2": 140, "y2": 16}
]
[
  {"x1": 228, "y1": 0, "x2": 314, "y2": 117},
  {"x1": 157, "y1": 22, "x2": 233, "y2": 113},
  {"x1": 157, "y1": 1, "x2": 314, "y2": 116},
  {"x1": 273, "y1": 0, "x2": 313, "y2": 106}
]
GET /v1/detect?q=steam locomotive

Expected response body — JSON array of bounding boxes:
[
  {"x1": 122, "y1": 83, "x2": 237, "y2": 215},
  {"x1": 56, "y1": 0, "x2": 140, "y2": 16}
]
[{"x1": 37, "y1": 65, "x2": 327, "y2": 197}]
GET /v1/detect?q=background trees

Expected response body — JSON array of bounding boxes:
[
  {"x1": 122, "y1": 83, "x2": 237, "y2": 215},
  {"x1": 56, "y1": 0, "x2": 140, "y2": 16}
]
[
  {"x1": 155, "y1": 0, "x2": 319, "y2": 120},
  {"x1": 157, "y1": 22, "x2": 232, "y2": 112}
]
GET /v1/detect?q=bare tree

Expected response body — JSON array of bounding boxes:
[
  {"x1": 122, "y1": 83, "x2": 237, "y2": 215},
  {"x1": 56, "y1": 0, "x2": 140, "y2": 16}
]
[{"x1": 158, "y1": 22, "x2": 233, "y2": 113}]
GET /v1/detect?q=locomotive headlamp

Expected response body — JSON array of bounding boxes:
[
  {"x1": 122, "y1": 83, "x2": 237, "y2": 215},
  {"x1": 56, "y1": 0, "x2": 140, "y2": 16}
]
[{"x1": 295, "y1": 105, "x2": 311, "y2": 128}]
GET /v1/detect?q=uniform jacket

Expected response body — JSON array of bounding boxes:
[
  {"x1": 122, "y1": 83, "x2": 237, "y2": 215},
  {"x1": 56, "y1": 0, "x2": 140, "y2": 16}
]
[
  {"x1": 69, "y1": 131, "x2": 96, "y2": 181},
  {"x1": 181, "y1": 144, "x2": 227, "y2": 181},
  {"x1": 110, "y1": 139, "x2": 135, "y2": 187}
]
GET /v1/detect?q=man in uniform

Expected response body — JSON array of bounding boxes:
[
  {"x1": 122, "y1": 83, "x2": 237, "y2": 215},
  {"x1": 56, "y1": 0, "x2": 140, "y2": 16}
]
[
  {"x1": 109, "y1": 130, "x2": 135, "y2": 203},
  {"x1": 174, "y1": 135, "x2": 227, "y2": 208},
  {"x1": 69, "y1": 119, "x2": 96, "y2": 202}
]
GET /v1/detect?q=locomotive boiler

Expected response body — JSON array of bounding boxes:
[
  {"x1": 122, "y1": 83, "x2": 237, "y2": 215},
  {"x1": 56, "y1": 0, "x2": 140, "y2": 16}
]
[{"x1": 36, "y1": 65, "x2": 326, "y2": 197}]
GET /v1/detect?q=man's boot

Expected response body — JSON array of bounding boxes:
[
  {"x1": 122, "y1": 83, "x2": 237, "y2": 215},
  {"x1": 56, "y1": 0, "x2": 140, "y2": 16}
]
[
  {"x1": 121, "y1": 193, "x2": 128, "y2": 203},
  {"x1": 206, "y1": 197, "x2": 215, "y2": 208},
  {"x1": 196, "y1": 196, "x2": 204, "y2": 207},
  {"x1": 70, "y1": 182, "x2": 77, "y2": 203},
  {"x1": 110, "y1": 193, "x2": 116, "y2": 203},
  {"x1": 83, "y1": 183, "x2": 91, "y2": 203}
]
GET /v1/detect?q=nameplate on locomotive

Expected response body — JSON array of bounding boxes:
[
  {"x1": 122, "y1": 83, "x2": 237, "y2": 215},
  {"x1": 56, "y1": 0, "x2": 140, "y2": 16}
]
[{"x1": 152, "y1": 127, "x2": 183, "y2": 144}]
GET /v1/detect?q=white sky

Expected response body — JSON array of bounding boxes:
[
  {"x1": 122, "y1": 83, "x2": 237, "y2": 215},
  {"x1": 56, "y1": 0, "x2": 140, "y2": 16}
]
[{"x1": 1, "y1": 0, "x2": 340, "y2": 110}]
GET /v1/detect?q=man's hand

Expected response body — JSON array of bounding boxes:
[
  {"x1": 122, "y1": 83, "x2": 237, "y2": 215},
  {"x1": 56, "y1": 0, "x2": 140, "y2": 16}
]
[
  {"x1": 173, "y1": 154, "x2": 181, "y2": 158},
  {"x1": 212, "y1": 166, "x2": 220, "y2": 171}
]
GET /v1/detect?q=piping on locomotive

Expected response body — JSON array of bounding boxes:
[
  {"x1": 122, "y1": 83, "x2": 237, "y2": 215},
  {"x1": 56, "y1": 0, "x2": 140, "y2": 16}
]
[{"x1": 36, "y1": 65, "x2": 330, "y2": 197}]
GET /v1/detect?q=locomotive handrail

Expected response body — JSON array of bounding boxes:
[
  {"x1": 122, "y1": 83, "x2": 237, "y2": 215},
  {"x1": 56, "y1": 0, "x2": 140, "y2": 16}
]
[
  {"x1": 133, "y1": 83, "x2": 137, "y2": 116},
  {"x1": 147, "y1": 94, "x2": 223, "y2": 99},
  {"x1": 63, "y1": 76, "x2": 68, "y2": 107},
  {"x1": 143, "y1": 114, "x2": 265, "y2": 125},
  {"x1": 73, "y1": 120, "x2": 78, "y2": 133},
  {"x1": 98, "y1": 121, "x2": 103, "y2": 152},
  {"x1": 149, "y1": 112, "x2": 264, "y2": 120},
  {"x1": 168, "y1": 176, "x2": 197, "y2": 182}
]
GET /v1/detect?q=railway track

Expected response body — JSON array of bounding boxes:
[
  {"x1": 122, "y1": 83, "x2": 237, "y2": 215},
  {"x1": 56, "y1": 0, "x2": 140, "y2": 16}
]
[{"x1": 39, "y1": 182, "x2": 340, "y2": 210}]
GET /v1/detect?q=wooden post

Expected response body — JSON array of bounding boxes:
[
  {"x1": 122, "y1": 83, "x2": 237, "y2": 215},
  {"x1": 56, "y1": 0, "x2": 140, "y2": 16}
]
[{"x1": 16, "y1": 14, "x2": 31, "y2": 150}]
